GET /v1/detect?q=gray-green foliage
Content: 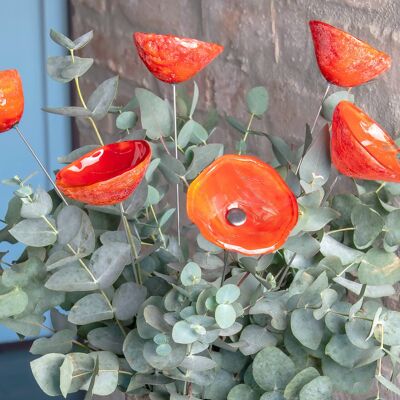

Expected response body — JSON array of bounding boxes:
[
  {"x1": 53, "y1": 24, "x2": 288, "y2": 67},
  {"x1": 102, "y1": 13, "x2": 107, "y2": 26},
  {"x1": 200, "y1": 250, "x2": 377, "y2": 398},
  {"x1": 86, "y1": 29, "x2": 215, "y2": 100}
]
[{"x1": 1, "y1": 29, "x2": 400, "y2": 400}]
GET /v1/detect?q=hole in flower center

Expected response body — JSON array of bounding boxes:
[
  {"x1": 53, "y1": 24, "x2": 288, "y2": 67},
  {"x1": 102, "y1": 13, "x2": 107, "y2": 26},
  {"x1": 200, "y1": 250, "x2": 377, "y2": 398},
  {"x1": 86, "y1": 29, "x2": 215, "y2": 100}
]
[{"x1": 226, "y1": 207, "x2": 247, "y2": 227}]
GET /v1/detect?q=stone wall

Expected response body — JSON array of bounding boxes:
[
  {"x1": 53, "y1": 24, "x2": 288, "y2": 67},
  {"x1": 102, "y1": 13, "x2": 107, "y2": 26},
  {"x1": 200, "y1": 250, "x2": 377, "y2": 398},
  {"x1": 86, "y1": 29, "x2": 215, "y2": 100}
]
[
  {"x1": 70, "y1": 1, "x2": 400, "y2": 399},
  {"x1": 70, "y1": 0, "x2": 400, "y2": 152}
]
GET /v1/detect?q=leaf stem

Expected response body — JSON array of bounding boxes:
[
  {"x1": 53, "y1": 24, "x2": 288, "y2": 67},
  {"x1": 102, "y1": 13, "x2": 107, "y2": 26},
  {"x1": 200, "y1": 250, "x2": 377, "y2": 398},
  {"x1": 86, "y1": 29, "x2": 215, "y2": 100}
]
[
  {"x1": 149, "y1": 204, "x2": 166, "y2": 247},
  {"x1": 159, "y1": 136, "x2": 171, "y2": 155},
  {"x1": 376, "y1": 182, "x2": 386, "y2": 194},
  {"x1": 326, "y1": 227, "x2": 355, "y2": 235},
  {"x1": 239, "y1": 113, "x2": 255, "y2": 155},
  {"x1": 70, "y1": 49, "x2": 104, "y2": 146},
  {"x1": 119, "y1": 203, "x2": 142, "y2": 285}
]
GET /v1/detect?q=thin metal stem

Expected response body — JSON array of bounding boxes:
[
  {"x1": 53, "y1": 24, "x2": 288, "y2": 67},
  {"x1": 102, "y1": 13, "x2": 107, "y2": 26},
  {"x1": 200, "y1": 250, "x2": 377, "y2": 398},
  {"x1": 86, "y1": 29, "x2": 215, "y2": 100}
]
[
  {"x1": 14, "y1": 125, "x2": 68, "y2": 206},
  {"x1": 172, "y1": 84, "x2": 181, "y2": 245},
  {"x1": 295, "y1": 83, "x2": 331, "y2": 175}
]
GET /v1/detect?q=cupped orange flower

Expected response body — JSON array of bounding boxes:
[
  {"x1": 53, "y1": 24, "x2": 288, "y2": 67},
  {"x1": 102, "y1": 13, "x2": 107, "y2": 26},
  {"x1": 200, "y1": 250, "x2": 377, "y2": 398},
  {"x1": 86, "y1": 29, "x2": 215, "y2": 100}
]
[
  {"x1": 56, "y1": 140, "x2": 151, "y2": 205},
  {"x1": 331, "y1": 101, "x2": 400, "y2": 182},
  {"x1": 309, "y1": 21, "x2": 391, "y2": 87},
  {"x1": 187, "y1": 155, "x2": 298, "y2": 255},
  {"x1": 133, "y1": 32, "x2": 223, "y2": 84},
  {"x1": 0, "y1": 69, "x2": 24, "y2": 132}
]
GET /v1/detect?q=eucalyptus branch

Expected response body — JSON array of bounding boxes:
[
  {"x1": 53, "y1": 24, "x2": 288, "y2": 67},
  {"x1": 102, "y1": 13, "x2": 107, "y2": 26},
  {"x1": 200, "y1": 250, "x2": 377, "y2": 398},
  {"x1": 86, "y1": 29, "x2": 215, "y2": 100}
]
[
  {"x1": 70, "y1": 49, "x2": 104, "y2": 146},
  {"x1": 239, "y1": 113, "x2": 255, "y2": 155}
]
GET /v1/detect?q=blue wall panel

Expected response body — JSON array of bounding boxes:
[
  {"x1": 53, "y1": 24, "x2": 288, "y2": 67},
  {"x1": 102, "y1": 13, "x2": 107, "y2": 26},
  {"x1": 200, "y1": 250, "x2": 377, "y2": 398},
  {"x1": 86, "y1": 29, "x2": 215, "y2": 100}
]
[{"x1": 0, "y1": 0, "x2": 71, "y2": 343}]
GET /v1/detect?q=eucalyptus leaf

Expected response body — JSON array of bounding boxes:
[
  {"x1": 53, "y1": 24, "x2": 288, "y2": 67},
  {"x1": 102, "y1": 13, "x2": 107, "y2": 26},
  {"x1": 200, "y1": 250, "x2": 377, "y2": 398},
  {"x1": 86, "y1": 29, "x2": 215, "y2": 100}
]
[
  {"x1": 42, "y1": 106, "x2": 93, "y2": 118},
  {"x1": 351, "y1": 205, "x2": 384, "y2": 249},
  {"x1": 87, "y1": 326, "x2": 124, "y2": 354},
  {"x1": 136, "y1": 88, "x2": 172, "y2": 139},
  {"x1": 215, "y1": 304, "x2": 236, "y2": 329},
  {"x1": 116, "y1": 111, "x2": 137, "y2": 130},
  {"x1": 227, "y1": 384, "x2": 259, "y2": 400},
  {"x1": 178, "y1": 119, "x2": 208, "y2": 147},
  {"x1": 358, "y1": 248, "x2": 400, "y2": 285},
  {"x1": 185, "y1": 144, "x2": 223, "y2": 180},
  {"x1": 284, "y1": 367, "x2": 320, "y2": 400},
  {"x1": 31, "y1": 353, "x2": 66, "y2": 396},
  {"x1": 246, "y1": 86, "x2": 269, "y2": 116},
  {"x1": 299, "y1": 124, "x2": 331, "y2": 186},
  {"x1": 252, "y1": 347, "x2": 295, "y2": 391},
  {"x1": 68, "y1": 293, "x2": 113, "y2": 325},
  {"x1": 0, "y1": 287, "x2": 28, "y2": 318},
  {"x1": 50, "y1": 29, "x2": 75, "y2": 49},
  {"x1": 299, "y1": 376, "x2": 332, "y2": 400},
  {"x1": 291, "y1": 308, "x2": 324, "y2": 350},
  {"x1": 87, "y1": 76, "x2": 119, "y2": 119},
  {"x1": 189, "y1": 81, "x2": 199, "y2": 118},
  {"x1": 159, "y1": 154, "x2": 186, "y2": 184},
  {"x1": 321, "y1": 91, "x2": 354, "y2": 121},
  {"x1": 9, "y1": 217, "x2": 57, "y2": 247},
  {"x1": 21, "y1": 188, "x2": 53, "y2": 218},
  {"x1": 47, "y1": 55, "x2": 93, "y2": 83},
  {"x1": 113, "y1": 282, "x2": 147, "y2": 321},
  {"x1": 73, "y1": 30, "x2": 94, "y2": 50},
  {"x1": 123, "y1": 330, "x2": 151, "y2": 372},
  {"x1": 30, "y1": 329, "x2": 75, "y2": 355}
]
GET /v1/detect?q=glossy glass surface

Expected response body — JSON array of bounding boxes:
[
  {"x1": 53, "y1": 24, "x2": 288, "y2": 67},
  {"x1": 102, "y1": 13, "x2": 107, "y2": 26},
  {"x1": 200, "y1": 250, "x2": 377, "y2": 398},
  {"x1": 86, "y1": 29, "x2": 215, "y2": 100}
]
[
  {"x1": 56, "y1": 140, "x2": 151, "y2": 205},
  {"x1": 134, "y1": 32, "x2": 223, "y2": 84},
  {"x1": 332, "y1": 101, "x2": 400, "y2": 182},
  {"x1": 187, "y1": 155, "x2": 299, "y2": 255},
  {"x1": 309, "y1": 20, "x2": 391, "y2": 87},
  {"x1": 0, "y1": 69, "x2": 24, "y2": 133}
]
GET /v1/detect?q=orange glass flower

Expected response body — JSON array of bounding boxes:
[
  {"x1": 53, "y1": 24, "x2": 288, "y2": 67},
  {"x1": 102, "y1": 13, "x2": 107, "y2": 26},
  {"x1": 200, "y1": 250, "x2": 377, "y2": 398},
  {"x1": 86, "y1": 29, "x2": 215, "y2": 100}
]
[
  {"x1": 56, "y1": 140, "x2": 151, "y2": 205},
  {"x1": 133, "y1": 32, "x2": 223, "y2": 83},
  {"x1": 187, "y1": 155, "x2": 298, "y2": 255},
  {"x1": 0, "y1": 69, "x2": 24, "y2": 132},
  {"x1": 331, "y1": 101, "x2": 400, "y2": 182},
  {"x1": 309, "y1": 20, "x2": 391, "y2": 87}
]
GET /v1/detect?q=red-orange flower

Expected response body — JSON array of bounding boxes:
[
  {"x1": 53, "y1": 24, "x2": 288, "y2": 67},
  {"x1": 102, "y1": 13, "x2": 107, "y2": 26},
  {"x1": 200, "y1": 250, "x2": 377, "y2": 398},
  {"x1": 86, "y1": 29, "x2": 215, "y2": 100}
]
[
  {"x1": 309, "y1": 21, "x2": 391, "y2": 87},
  {"x1": 56, "y1": 141, "x2": 151, "y2": 205},
  {"x1": 133, "y1": 32, "x2": 223, "y2": 83},
  {"x1": 331, "y1": 101, "x2": 400, "y2": 182},
  {"x1": 0, "y1": 69, "x2": 24, "y2": 132},
  {"x1": 187, "y1": 155, "x2": 298, "y2": 255}
]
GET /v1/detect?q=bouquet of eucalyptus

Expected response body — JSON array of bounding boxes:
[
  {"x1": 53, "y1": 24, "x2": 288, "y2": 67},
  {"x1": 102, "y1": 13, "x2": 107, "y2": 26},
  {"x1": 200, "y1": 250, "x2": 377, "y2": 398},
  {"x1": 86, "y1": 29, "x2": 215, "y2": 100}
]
[{"x1": 0, "y1": 20, "x2": 400, "y2": 400}]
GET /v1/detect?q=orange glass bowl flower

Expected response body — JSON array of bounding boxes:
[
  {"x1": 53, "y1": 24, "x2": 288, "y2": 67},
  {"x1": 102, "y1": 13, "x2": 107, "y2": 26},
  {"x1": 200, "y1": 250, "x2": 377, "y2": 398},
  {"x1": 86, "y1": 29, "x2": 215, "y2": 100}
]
[
  {"x1": 331, "y1": 101, "x2": 400, "y2": 182},
  {"x1": 187, "y1": 155, "x2": 299, "y2": 256},
  {"x1": 0, "y1": 69, "x2": 24, "y2": 132},
  {"x1": 56, "y1": 140, "x2": 152, "y2": 206},
  {"x1": 309, "y1": 20, "x2": 391, "y2": 87},
  {"x1": 133, "y1": 32, "x2": 224, "y2": 83}
]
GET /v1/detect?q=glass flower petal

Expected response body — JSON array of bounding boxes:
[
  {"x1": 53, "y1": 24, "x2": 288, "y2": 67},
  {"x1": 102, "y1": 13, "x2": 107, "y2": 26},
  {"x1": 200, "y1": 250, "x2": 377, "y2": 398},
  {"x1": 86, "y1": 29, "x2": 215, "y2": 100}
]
[{"x1": 187, "y1": 154, "x2": 298, "y2": 255}]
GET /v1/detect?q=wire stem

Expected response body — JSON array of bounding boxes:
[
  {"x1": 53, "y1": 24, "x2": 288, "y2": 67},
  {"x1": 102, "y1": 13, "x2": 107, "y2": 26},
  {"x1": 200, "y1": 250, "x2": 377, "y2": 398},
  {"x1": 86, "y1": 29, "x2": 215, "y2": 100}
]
[
  {"x1": 172, "y1": 84, "x2": 181, "y2": 245},
  {"x1": 14, "y1": 126, "x2": 68, "y2": 205}
]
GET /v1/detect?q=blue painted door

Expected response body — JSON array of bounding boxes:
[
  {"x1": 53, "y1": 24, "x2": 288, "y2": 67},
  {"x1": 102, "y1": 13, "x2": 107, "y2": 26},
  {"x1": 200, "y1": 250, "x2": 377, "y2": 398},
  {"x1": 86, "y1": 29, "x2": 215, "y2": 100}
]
[{"x1": 0, "y1": 0, "x2": 71, "y2": 342}]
